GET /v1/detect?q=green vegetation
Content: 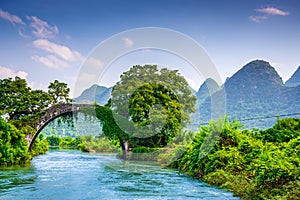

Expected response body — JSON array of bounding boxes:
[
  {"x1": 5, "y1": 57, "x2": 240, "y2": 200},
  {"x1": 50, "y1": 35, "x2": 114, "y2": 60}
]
[
  {"x1": 109, "y1": 65, "x2": 196, "y2": 149},
  {"x1": 173, "y1": 117, "x2": 300, "y2": 199},
  {"x1": 77, "y1": 135, "x2": 120, "y2": 153},
  {"x1": 46, "y1": 134, "x2": 120, "y2": 153},
  {"x1": 0, "y1": 118, "x2": 48, "y2": 166},
  {"x1": 0, "y1": 77, "x2": 51, "y2": 121},
  {"x1": 0, "y1": 77, "x2": 71, "y2": 165},
  {"x1": 46, "y1": 135, "x2": 81, "y2": 149},
  {"x1": 48, "y1": 79, "x2": 72, "y2": 104},
  {"x1": 0, "y1": 77, "x2": 71, "y2": 122},
  {"x1": 0, "y1": 117, "x2": 29, "y2": 165}
]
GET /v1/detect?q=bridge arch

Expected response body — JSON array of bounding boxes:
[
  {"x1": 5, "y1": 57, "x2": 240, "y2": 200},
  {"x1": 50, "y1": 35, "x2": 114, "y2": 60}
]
[{"x1": 27, "y1": 104, "x2": 96, "y2": 151}]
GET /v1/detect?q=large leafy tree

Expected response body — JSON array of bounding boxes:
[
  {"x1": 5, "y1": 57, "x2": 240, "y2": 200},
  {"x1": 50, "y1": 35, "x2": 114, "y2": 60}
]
[
  {"x1": 0, "y1": 77, "x2": 51, "y2": 120},
  {"x1": 0, "y1": 77, "x2": 72, "y2": 122},
  {"x1": 48, "y1": 80, "x2": 72, "y2": 104},
  {"x1": 109, "y1": 65, "x2": 196, "y2": 148}
]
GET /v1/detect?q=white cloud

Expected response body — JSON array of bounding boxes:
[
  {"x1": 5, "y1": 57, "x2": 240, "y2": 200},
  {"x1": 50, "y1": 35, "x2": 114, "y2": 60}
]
[
  {"x1": 249, "y1": 15, "x2": 268, "y2": 23},
  {"x1": 250, "y1": 6, "x2": 289, "y2": 23},
  {"x1": 123, "y1": 37, "x2": 134, "y2": 48},
  {"x1": 256, "y1": 7, "x2": 289, "y2": 16},
  {"x1": 26, "y1": 16, "x2": 58, "y2": 38},
  {"x1": 32, "y1": 39, "x2": 84, "y2": 62},
  {"x1": 0, "y1": 66, "x2": 28, "y2": 79},
  {"x1": 0, "y1": 9, "x2": 25, "y2": 25},
  {"x1": 32, "y1": 55, "x2": 70, "y2": 68}
]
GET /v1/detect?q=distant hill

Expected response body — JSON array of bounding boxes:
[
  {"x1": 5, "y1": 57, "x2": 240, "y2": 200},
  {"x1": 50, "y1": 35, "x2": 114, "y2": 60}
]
[
  {"x1": 196, "y1": 78, "x2": 221, "y2": 104},
  {"x1": 198, "y1": 60, "x2": 300, "y2": 129},
  {"x1": 74, "y1": 60, "x2": 300, "y2": 130},
  {"x1": 74, "y1": 84, "x2": 112, "y2": 105},
  {"x1": 286, "y1": 66, "x2": 300, "y2": 87}
]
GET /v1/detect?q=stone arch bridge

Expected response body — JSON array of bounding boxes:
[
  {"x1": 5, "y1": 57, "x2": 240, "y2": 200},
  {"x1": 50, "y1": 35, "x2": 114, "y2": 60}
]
[{"x1": 27, "y1": 103, "x2": 96, "y2": 151}]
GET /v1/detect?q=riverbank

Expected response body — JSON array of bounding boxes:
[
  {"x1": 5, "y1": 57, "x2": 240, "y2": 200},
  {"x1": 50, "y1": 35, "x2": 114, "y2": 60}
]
[
  {"x1": 2, "y1": 116, "x2": 299, "y2": 199},
  {"x1": 46, "y1": 134, "x2": 121, "y2": 153},
  {"x1": 120, "y1": 117, "x2": 300, "y2": 199},
  {"x1": 170, "y1": 118, "x2": 300, "y2": 199},
  {"x1": 0, "y1": 118, "x2": 48, "y2": 166}
]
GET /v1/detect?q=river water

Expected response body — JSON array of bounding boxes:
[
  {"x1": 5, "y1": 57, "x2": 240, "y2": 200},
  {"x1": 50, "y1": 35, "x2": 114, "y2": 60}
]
[{"x1": 0, "y1": 150, "x2": 239, "y2": 199}]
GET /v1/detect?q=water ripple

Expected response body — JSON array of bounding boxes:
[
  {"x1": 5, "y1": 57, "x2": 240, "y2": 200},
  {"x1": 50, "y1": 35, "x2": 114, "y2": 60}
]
[{"x1": 0, "y1": 150, "x2": 239, "y2": 200}]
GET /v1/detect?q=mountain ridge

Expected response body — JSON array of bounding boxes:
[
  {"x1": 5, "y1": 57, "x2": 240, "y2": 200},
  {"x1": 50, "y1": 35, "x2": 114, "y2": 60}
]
[
  {"x1": 74, "y1": 84, "x2": 112, "y2": 105},
  {"x1": 74, "y1": 60, "x2": 300, "y2": 129},
  {"x1": 286, "y1": 66, "x2": 300, "y2": 87},
  {"x1": 198, "y1": 60, "x2": 299, "y2": 129}
]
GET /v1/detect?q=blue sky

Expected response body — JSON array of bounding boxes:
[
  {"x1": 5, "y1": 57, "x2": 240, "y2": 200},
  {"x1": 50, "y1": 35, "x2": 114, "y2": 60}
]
[{"x1": 0, "y1": 0, "x2": 299, "y2": 97}]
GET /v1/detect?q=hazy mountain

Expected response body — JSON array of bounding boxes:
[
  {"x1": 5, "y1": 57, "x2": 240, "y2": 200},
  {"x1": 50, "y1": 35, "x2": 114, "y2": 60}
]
[
  {"x1": 286, "y1": 66, "x2": 300, "y2": 87},
  {"x1": 196, "y1": 78, "x2": 221, "y2": 104},
  {"x1": 74, "y1": 84, "x2": 112, "y2": 105},
  {"x1": 198, "y1": 60, "x2": 300, "y2": 129}
]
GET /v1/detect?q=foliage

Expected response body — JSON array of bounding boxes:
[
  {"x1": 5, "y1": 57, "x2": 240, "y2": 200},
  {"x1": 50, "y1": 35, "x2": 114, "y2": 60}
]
[
  {"x1": 20, "y1": 125, "x2": 49, "y2": 157},
  {"x1": 95, "y1": 105, "x2": 127, "y2": 147},
  {"x1": 0, "y1": 119, "x2": 48, "y2": 165},
  {"x1": 46, "y1": 135, "x2": 61, "y2": 146},
  {"x1": 0, "y1": 77, "x2": 73, "y2": 165},
  {"x1": 0, "y1": 77, "x2": 72, "y2": 129},
  {"x1": 176, "y1": 117, "x2": 300, "y2": 199},
  {"x1": 30, "y1": 137, "x2": 49, "y2": 156},
  {"x1": 46, "y1": 135, "x2": 80, "y2": 149},
  {"x1": 251, "y1": 118, "x2": 300, "y2": 143},
  {"x1": 128, "y1": 82, "x2": 182, "y2": 146},
  {"x1": 0, "y1": 77, "x2": 51, "y2": 121},
  {"x1": 0, "y1": 118, "x2": 30, "y2": 165},
  {"x1": 109, "y1": 65, "x2": 196, "y2": 149},
  {"x1": 77, "y1": 135, "x2": 120, "y2": 153},
  {"x1": 157, "y1": 130, "x2": 195, "y2": 165},
  {"x1": 45, "y1": 134, "x2": 120, "y2": 153},
  {"x1": 48, "y1": 80, "x2": 72, "y2": 104}
]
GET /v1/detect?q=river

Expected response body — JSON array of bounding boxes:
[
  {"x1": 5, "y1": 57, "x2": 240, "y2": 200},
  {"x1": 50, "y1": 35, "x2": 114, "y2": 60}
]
[{"x1": 0, "y1": 150, "x2": 239, "y2": 199}]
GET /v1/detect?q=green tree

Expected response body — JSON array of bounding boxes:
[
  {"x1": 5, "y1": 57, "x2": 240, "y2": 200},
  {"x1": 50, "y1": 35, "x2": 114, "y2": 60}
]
[
  {"x1": 0, "y1": 77, "x2": 51, "y2": 120},
  {"x1": 48, "y1": 80, "x2": 72, "y2": 104},
  {"x1": 0, "y1": 117, "x2": 30, "y2": 165},
  {"x1": 109, "y1": 65, "x2": 196, "y2": 148}
]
